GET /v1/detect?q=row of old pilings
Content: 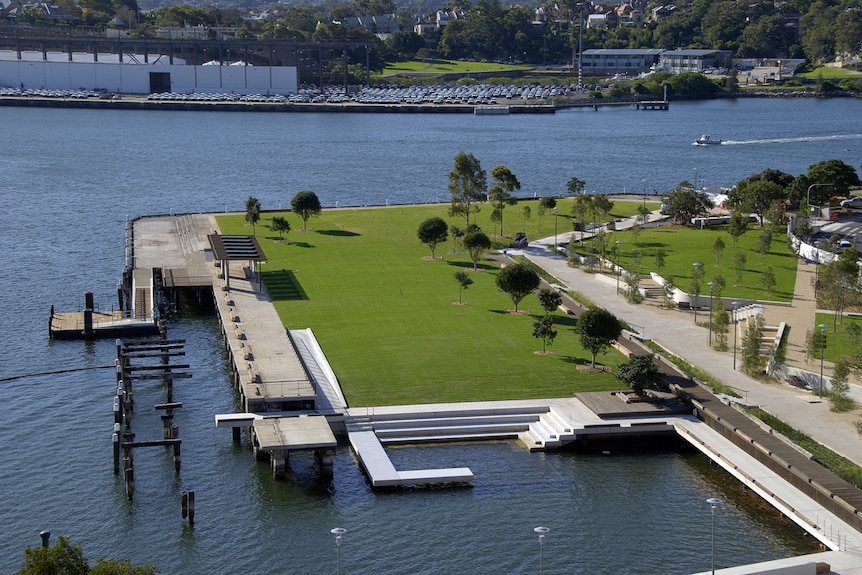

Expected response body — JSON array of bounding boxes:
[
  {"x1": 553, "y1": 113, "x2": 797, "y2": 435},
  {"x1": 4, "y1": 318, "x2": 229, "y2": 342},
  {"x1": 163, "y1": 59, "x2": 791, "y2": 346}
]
[{"x1": 112, "y1": 336, "x2": 195, "y2": 524}]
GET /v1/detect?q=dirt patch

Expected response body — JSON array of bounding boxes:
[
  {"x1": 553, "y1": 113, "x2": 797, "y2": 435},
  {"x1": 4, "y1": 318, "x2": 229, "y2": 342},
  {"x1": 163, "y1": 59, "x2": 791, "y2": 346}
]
[
  {"x1": 576, "y1": 364, "x2": 610, "y2": 373},
  {"x1": 533, "y1": 350, "x2": 555, "y2": 356},
  {"x1": 422, "y1": 256, "x2": 443, "y2": 261}
]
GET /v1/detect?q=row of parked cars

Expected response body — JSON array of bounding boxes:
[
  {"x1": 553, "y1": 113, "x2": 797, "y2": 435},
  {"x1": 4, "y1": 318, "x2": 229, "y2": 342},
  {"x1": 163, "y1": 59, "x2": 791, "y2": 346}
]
[{"x1": 0, "y1": 87, "x2": 115, "y2": 99}]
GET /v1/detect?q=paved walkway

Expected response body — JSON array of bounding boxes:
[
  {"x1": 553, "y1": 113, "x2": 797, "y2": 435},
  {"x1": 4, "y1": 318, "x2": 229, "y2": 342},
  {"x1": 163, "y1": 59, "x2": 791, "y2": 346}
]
[{"x1": 514, "y1": 228, "x2": 862, "y2": 469}]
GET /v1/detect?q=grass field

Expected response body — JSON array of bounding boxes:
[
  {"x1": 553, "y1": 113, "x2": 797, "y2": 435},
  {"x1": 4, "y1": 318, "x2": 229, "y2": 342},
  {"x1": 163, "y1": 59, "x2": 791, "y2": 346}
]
[
  {"x1": 576, "y1": 221, "x2": 797, "y2": 303},
  {"x1": 815, "y1": 313, "x2": 862, "y2": 363},
  {"x1": 798, "y1": 66, "x2": 862, "y2": 79},
  {"x1": 383, "y1": 59, "x2": 531, "y2": 77},
  {"x1": 217, "y1": 200, "x2": 628, "y2": 406}
]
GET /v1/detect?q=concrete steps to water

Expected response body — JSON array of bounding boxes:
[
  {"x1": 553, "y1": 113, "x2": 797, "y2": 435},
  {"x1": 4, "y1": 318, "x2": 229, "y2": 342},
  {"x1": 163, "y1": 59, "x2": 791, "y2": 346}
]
[{"x1": 348, "y1": 406, "x2": 576, "y2": 451}]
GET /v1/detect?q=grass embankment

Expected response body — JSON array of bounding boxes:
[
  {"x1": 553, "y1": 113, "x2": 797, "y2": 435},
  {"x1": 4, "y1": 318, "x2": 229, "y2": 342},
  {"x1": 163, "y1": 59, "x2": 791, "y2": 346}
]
[
  {"x1": 798, "y1": 66, "x2": 862, "y2": 80},
  {"x1": 217, "y1": 199, "x2": 627, "y2": 407},
  {"x1": 383, "y1": 59, "x2": 531, "y2": 77},
  {"x1": 578, "y1": 222, "x2": 797, "y2": 303},
  {"x1": 815, "y1": 312, "x2": 862, "y2": 363}
]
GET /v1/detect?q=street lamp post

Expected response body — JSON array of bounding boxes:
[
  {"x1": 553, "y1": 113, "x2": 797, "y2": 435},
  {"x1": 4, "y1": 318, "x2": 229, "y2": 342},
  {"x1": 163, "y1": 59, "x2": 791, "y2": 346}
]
[
  {"x1": 615, "y1": 240, "x2": 622, "y2": 295},
  {"x1": 706, "y1": 498, "x2": 721, "y2": 575},
  {"x1": 553, "y1": 207, "x2": 559, "y2": 251},
  {"x1": 819, "y1": 323, "x2": 828, "y2": 399},
  {"x1": 534, "y1": 526, "x2": 550, "y2": 575},
  {"x1": 708, "y1": 281, "x2": 715, "y2": 346},
  {"x1": 732, "y1": 301, "x2": 739, "y2": 370},
  {"x1": 331, "y1": 527, "x2": 346, "y2": 575},
  {"x1": 692, "y1": 262, "x2": 702, "y2": 324}
]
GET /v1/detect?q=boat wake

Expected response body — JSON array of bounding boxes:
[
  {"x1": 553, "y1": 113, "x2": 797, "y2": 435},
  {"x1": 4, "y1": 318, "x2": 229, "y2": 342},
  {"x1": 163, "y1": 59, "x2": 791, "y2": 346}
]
[{"x1": 721, "y1": 134, "x2": 862, "y2": 146}]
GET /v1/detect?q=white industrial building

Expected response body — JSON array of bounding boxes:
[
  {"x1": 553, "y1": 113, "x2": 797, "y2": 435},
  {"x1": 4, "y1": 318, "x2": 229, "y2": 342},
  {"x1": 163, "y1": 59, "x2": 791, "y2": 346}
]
[{"x1": 0, "y1": 50, "x2": 298, "y2": 95}]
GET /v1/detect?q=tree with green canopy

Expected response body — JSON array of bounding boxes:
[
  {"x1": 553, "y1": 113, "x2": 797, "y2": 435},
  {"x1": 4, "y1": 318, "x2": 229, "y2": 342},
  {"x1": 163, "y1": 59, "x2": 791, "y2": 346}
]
[
  {"x1": 664, "y1": 184, "x2": 712, "y2": 225},
  {"x1": 495, "y1": 262, "x2": 540, "y2": 312},
  {"x1": 537, "y1": 287, "x2": 562, "y2": 315},
  {"x1": 616, "y1": 353, "x2": 661, "y2": 396},
  {"x1": 488, "y1": 165, "x2": 520, "y2": 236},
  {"x1": 463, "y1": 230, "x2": 491, "y2": 270},
  {"x1": 245, "y1": 196, "x2": 261, "y2": 235},
  {"x1": 291, "y1": 190, "x2": 322, "y2": 230},
  {"x1": 533, "y1": 315, "x2": 557, "y2": 353},
  {"x1": 728, "y1": 180, "x2": 786, "y2": 228},
  {"x1": 269, "y1": 216, "x2": 290, "y2": 240},
  {"x1": 576, "y1": 306, "x2": 623, "y2": 368},
  {"x1": 453, "y1": 270, "x2": 473, "y2": 304},
  {"x1": 448, "y1": 151, "x2": 487, "y2": 227},
  {"x1": 16, "y1": 535, "x2": 157, "y2": 575},
  {"x1": 417, "y1": 217, "x2": 449, "y2": 258}
]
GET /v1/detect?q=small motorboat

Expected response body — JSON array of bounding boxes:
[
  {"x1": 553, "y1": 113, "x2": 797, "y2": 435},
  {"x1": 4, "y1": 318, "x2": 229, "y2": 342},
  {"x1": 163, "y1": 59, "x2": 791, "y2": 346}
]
[{"x1": 694, "y1": 134, "x2": 722, "y2": 146}]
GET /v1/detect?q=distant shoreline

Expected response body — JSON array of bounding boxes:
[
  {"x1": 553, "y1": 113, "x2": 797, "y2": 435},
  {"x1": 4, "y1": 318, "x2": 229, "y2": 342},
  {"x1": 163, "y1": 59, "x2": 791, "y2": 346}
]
[{"x1": 0, "y1": 90, "x2": 855, "y2": 113}]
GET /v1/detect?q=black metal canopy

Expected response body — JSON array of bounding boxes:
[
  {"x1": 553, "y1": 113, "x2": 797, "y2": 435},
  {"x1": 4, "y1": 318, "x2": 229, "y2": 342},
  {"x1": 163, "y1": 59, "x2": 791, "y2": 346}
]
[{"x1": 208, "y1": 234, "x2": 266, "y2": 262}]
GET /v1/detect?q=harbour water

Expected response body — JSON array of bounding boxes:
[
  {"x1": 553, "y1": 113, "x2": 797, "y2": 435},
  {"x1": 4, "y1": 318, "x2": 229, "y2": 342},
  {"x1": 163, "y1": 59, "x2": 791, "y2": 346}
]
[{"x1": 1, "y1": 97, "x2": 859, "y2": 574}]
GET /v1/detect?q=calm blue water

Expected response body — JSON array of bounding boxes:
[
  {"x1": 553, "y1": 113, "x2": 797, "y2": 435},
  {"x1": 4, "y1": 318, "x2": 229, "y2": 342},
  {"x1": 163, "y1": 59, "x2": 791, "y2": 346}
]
[{"x1": 1, "y1": 98, "x2": 857, "y2": 574}]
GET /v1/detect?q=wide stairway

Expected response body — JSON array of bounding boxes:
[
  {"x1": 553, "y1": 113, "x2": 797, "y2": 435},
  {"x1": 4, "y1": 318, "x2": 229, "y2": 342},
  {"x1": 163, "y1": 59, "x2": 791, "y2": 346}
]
[{"x1": 346, "y1": 405, "x2": 576, "y2": 451}]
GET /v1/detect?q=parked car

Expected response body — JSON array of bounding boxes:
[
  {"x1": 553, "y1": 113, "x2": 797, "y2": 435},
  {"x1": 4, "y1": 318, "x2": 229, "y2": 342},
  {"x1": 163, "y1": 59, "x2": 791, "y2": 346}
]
[
  {"x1": 510, "y1": 232, "x2": 529, "y2": 248},
  {"x1": 840, "y1": 196, "x2": 862, "y2": 209}
]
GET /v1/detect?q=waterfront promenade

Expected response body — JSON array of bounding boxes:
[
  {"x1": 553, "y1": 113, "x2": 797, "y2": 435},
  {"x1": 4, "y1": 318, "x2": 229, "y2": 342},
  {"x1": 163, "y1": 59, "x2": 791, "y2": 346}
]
[{"x1": 520, "y1": 227, "x2": 862, "y2": 468}]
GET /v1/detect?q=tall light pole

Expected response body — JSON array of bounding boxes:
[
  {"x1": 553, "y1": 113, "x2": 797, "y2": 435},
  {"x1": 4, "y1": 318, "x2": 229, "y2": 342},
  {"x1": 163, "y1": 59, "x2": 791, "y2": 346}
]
[
  {"x1": 331, "y1": 527, "x2": 346, "y2": 575},
  {"x1": 577, "y1": 3, "x2": 583, "y2": 91},
  {"x1": 692, "y1": 262, "x2": 702, "y2": 324},
  {"x1": 615, "y1": 240, "x2": 622, "y2": 295},
  {"x1": 708, "y1": 281, "x2": 715, "y2": 346},
  {"x1": 819, "y1": 323, "x2": 828, "y2": 399},
  {"x1": 732, "y1": 301, "x2": 739, "y2": 371},
  {"x1": 706, "y1": 498, "x2": 721, "y2": 575},
  {"x1": 553, "y1": 206, "x2": 559, "y2": 251},
  {"x1": 534, "y1": 526, "x2": 550, "y2": 575}
]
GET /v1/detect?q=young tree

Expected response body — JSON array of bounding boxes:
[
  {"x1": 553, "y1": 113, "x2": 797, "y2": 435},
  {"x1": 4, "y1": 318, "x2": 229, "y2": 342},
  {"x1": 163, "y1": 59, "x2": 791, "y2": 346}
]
[
  {"x1": 830, "y1": 358, "x2": 854, "y2": 412},
  {"x1": 449, "y1": 224, "x2": 464, "y2": 254},
  {"x1": 662, "y1": 276, "x2": 676, "y2": 309},
  {"x1": 727, "y1": 210, "x2": 749, "y2": 247},
  {"x1": 521, "y1": 206, "x2": 531, "y2": 231},
  {"x1": 453, "y1": 270, "x2": 473, "y2": 304},
  {"x1": 571, "y1": 193, "x2": 593, "y2": 237},
  {"x1": 537, "y1": 287, "x2": 562, "y2": 315},
  {"x1": 566, "y1": 176, "x2": 586, "y2": 197},
  {"x1": 448, "y1": 151, "x2": 487, "y2": 227},
  {"x1": 488, "y1": 165, "x2": 520, "y2": 236},
  {"x1": 576, "y1": 306, "x2": 623, "y2": 368},
  {"x1": 533, "y1": 315, "x2": 558, "y2": 353},
  {"x1": 616, "y1": 353, "x2": 661, "y2": 396},
  {"x1": 593, "y1": 194, "x2": 614, "y2": 220},
  {"x1": 624, "y1": 270, "x2": 642, "y2": 303},
  {"x1": 495, "y1": 262, "x2": 540, "y2": 312},
  {"x1": 291, "y1": 190, "x2": 322, "y2": 230},
  {"x1": 269, "y1": 215, "x2": 291, "y2": 240},
  {"x1": 245, "y1": 195, "x2": 261, "y2": 235},
  {"x1": 417, "y1": 216, "x2": 449, "y2": 258},
  {"x1": 761, "y1": 265, "x2": 776, "y2": 294},
  {"x1": 712, "y1": 300, "x2": 729, "y2": 351},
  {"x1": 734, "y1": 252, "x2": 747, "y2": 284},
  {"x1": 712, "y1": 236, "x2": 725, "y2": 266},
  {"x1": 463, "y1": 230, "x2": 491, "y2": 270},
  {"x1": 537, "y1": 196, "x2": 557, "y2": 232},
  {"x1": 654, "y1": 248, "x2": 667, "y2": 275},
  {"x1": 741, "y1": 314, "x2": 766, "y2": 376},
  {"x1": 756, "y1": 229, "x2": 773, "y2": 258}
]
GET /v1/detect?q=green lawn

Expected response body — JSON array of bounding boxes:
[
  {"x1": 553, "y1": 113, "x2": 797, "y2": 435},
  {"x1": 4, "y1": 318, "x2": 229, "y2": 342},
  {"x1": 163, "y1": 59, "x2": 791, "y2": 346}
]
[
  {"x1": 798, "y1": 66, "x2": 862, "y2": 79},
  {"x1": 383, "y1": 59, "x2": 531, "y2": 76},
  {"x1": 815, "y1": 313, "x2": 862, "y2": 363},
  {"x1": 577, "y1": 223, "x2": 797, "y2": 303},
  {"x1": 217, "y1": 202, "x2": 627, "y2": 406}
]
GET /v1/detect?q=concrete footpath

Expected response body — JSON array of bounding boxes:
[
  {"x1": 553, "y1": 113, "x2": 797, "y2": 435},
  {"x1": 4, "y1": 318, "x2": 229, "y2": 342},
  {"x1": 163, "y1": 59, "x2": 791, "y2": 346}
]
[{"x1": 513, "y1": 232, "x2": 862, "y2": 469}]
